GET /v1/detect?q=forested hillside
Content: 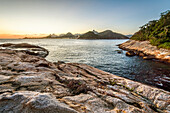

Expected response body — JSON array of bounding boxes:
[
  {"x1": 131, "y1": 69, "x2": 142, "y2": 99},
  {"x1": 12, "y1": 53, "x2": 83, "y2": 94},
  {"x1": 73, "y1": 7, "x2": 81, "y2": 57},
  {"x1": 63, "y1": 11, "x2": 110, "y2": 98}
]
[{"x1": 131, "y1": 10, "x2": 170, "y2": 49}]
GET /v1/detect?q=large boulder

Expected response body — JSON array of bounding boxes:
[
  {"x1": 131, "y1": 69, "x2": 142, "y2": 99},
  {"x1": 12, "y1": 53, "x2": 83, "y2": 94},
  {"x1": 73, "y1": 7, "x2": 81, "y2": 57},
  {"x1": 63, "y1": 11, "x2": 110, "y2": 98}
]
[
  {"x1": 0, "y1": 91, "x2": 77, "y2": 113},
  {"x1": 126, "y1": 51, "x2": 136, "y2": 56}
]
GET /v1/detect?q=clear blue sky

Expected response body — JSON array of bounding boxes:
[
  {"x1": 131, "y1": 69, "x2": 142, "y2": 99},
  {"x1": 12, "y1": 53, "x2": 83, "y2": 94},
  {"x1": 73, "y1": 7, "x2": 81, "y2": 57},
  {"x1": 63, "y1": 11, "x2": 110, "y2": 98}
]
[{"x1": 0, "y1": 0, "x2": 169, "y2": 36}]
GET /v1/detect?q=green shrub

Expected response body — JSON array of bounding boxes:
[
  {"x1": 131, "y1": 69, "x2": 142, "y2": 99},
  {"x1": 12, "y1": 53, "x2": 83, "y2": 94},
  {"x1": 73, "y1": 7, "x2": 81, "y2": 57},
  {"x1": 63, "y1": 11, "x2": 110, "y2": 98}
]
[{"x1": 158, "y1": 42, "x2": 170, "y2": 49}]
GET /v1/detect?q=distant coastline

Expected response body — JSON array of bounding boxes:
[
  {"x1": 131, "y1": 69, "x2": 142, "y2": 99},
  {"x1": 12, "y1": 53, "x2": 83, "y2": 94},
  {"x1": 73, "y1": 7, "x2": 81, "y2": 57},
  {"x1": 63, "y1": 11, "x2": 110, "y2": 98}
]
[{"x1": 23, "y1": 30, "x2": 130, "y2": 39}]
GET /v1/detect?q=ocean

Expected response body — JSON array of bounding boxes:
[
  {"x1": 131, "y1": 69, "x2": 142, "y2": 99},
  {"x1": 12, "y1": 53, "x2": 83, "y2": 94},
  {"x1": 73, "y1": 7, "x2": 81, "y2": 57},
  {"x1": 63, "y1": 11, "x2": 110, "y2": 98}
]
[{"x1": 0, "y1": 39, "x2": 170, "y2": 91}]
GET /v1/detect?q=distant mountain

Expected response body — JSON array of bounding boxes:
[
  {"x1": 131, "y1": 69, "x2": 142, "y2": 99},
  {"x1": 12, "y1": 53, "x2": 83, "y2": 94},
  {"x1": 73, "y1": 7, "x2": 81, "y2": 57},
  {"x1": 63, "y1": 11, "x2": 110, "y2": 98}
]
[
  {"x1": 46, "y1": 34, "x2": 58, "y2": 38},
  {"x1": 92, "y1": 30, "x2": 98, "y2": 34},
  {"x1": 74, "y1": 33, "x2": 82, "y2": 37},
  {"x1": 98, "y1": 30, "x2": 128, "y2": 39},
  {"x1": 126, "y1": 34, "x2": 133, "y2": 38},
  {"x1": 45, "y1": 30, "x2": 129, "y2": 39},
  {"x1": 46, "y1": 32, "x2": 76, "y2": 38},
  {"x1": 78, "y1": 31, "x2": 99, "y2": 39},
  {"x1": 61, "y1": 32, "x2": 75, "y2": 38},
  {"x1": 78, "y1": 30, "x2": 128, "y2": 39}
]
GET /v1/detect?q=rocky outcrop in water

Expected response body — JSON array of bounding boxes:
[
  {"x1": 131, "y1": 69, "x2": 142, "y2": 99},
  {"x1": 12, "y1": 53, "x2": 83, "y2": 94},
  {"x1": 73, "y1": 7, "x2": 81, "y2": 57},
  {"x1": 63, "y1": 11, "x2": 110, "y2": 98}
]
[
  {"x1": 0, "y1": 43, "x2": 49, "y2": 58},
  {"x1": 0, "y1": 43, "x2": 169, "y2": 113},
  {"x1": 125, "y1": 51, "x2": 135, "y2": 56},
  {"x1": 119, "y1": 40, "x2": 170, "y2": 64}
]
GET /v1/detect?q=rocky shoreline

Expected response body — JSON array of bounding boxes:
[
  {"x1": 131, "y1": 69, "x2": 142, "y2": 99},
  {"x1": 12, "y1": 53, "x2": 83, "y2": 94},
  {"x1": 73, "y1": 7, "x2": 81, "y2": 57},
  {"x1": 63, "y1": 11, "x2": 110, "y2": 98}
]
[
  {"x1": 0, "y1": 43, "x2": 169, "y2": 113},
  {"x1": 119, "y1": 40, "x2": 170, "y2": 64}
]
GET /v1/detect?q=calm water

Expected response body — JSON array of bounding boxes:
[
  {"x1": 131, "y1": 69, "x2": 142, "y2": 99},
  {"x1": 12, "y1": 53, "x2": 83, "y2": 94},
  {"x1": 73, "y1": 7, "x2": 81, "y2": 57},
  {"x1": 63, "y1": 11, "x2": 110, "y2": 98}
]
[{"x1": 0, "y1": 39, "x2": 170, "y2": 91}]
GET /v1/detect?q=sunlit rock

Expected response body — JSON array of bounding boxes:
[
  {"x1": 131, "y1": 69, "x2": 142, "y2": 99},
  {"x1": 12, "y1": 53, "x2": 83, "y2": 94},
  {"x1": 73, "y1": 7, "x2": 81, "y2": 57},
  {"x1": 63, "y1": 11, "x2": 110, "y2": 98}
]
[
  {"x1": 0, "y1": 43, "x2": 169, "y2": 113},
  {"x1": 119, "y1": 40, "x2": 170, "y2": 63}
]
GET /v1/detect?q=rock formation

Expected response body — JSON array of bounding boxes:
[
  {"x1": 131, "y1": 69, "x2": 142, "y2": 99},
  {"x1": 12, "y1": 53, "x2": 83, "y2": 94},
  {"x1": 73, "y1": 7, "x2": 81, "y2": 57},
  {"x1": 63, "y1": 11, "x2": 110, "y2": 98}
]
[
  {"x1": 119, "y1": 40, "x2": 170, "y2": 64},
  {"x1": 0, "y1": 43, "x2": 49, "y2": 58},
  {"x1": 125, "y1": 51, "x2": 135, "y2": 56},
  {"x1": 0, "y1": 43, "x2": 169, "y2": 113}
]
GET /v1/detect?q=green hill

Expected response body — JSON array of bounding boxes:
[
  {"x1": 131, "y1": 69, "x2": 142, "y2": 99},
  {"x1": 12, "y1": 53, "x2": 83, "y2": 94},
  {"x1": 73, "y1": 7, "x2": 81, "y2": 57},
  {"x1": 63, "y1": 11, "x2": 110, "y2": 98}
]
[
  {"x1": 78, "y1": 30, "x2": 128, "y2": 39},
  {"x1": 98, "y1": 30, "x2": 128, "y2": 39},
  {"x1": 60, "y1": 32, "x2": 75, "y2": 38},
  {"x1": 131, "y1": 10, "x2": 170, "y2": 49},
  {"x1": 78, "y1": 31, "x2": 99, "y2": 39}
]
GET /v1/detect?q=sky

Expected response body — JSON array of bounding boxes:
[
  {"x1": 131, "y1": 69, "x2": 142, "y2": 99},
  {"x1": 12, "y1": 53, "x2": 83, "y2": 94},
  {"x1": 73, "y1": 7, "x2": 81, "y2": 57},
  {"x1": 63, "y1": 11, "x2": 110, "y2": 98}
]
[{"x1": 0, "y1": 0, "x2": 169, "y2": 38}]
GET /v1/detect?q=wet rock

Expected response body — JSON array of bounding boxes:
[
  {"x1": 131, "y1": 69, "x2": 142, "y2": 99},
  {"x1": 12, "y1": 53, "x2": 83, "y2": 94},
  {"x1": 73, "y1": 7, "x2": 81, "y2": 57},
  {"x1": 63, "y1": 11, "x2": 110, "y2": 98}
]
[
  {"x1": 115, "y1": 50, "x2": 123, "y2": 54},
  {"x1": 0, "y1": 45, "x2": 169, "y2": 113},
  {"x1": 139, "y1": 53, "x2": 145, "y2": 57},
  {"x1": 126, "y1": 51, "x2": 135, "y2": 56},
  {"x1": 143, "y1": 55, "x2": 155, "y2": 60}
]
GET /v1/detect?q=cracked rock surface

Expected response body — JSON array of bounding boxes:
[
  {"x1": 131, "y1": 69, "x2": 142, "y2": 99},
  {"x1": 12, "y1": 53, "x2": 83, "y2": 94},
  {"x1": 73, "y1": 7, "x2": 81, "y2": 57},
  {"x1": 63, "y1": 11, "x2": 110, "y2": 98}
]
[{"x1": 0, "y1": 44, "x2": 169, "y2": 113}]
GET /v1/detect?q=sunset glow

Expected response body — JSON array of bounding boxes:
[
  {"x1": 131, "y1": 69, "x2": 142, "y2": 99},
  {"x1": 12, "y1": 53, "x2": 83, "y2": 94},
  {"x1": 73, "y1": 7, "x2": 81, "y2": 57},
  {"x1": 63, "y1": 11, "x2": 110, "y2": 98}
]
[{"x1": 0, "y1": 0, "x2": 170, "y2": 38}]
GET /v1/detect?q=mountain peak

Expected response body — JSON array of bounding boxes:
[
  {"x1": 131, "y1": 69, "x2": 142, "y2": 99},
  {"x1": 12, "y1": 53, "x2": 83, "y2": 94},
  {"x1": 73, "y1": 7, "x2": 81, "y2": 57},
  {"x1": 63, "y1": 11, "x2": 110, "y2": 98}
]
[
  {"x1": 92, "y1": 30, "x2": 98, "y2": 34},
  {"x1": 78, "y1": 30, "x2": 128, "y2": 39}
]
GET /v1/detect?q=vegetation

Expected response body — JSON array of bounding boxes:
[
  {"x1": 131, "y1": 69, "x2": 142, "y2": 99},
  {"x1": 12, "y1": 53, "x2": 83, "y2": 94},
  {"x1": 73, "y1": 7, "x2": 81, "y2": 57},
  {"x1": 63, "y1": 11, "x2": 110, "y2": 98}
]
[
  {"x1": 98, "y1": 30, "x2": 128, "y2": 39},
  {"x1": 131, "y1": 10, "x2": 170, "y2": 49},
  {"x1": 78, "y1": 31, "x2": 99, "y2": 39}
]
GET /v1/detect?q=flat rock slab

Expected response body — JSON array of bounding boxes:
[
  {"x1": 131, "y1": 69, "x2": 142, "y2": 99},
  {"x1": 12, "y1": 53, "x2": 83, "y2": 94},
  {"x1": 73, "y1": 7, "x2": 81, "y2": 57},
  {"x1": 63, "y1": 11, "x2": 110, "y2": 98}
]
[
  {"x1": 0, "y1": 44, "x2": 169, "y2": 113},
  {"x1": 0, "y1": 43, "x2": 49, "y2": 58}
]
